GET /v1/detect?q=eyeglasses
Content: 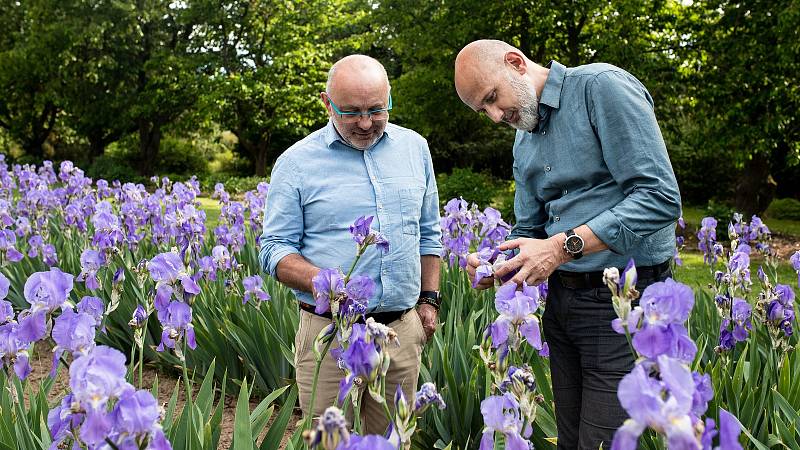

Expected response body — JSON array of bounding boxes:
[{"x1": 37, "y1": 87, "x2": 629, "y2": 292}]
[{"x1": 326, "y1": 93, "x2": 392, "y2": 123}]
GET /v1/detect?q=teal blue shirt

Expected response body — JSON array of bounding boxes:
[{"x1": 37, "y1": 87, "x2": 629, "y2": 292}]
[
  {"x1": 259, "y1": 121, "x2": 442, "y2": 312},
  {"x1": 509, "y1": 61, "x2": 681, "y2": 271}
]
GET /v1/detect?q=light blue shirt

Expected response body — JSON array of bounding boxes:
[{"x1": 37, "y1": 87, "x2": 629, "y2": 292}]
[
  {"x1": 509, "y1": 61, "x2": 682, "y2": 271},
  {"x1": 259, "y1": 120, "x2": 442, "y2": 312}
]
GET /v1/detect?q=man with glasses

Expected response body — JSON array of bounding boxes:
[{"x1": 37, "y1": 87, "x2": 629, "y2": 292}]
[{"x1": 259, "y1": 54, "x2": 442, "y2": 434}]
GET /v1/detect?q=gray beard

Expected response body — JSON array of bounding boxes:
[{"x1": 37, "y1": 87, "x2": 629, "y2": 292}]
[{"x1": 507, "y1": 75, "x2": 540, "y2": 132}]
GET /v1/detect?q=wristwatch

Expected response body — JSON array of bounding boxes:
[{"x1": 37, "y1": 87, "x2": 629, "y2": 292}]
[
  {"x1": 417, "y1": 290, "x2": 441, "y2": 310},
  {"x1": 563, "y1": 229, "x2": 584, "y2": 260}
]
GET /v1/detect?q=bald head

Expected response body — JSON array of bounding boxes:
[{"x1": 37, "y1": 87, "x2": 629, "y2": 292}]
[
  {"x1": 454, "y1": 40, "x2": 525, "y2": 106},
  {"x1": 322, "y1": 55, "x2": 392, "y2": 150},
  {"x1": 326, "y1": 54, "x2": 390, "y2": 95},
  {"x1": 454, "y1": 40, "x2": 547, "y2": 131}
]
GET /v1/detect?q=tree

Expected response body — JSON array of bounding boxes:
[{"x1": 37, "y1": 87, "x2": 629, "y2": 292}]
[
  {"x1": 687, "y1": 0, "x2": 800, "y2": 214},
  {"x1": 194, "y1": 0, "x2": 363, "y2": 176},
  {"x1": 0, "y1": 0, "x2": 72, "y2": 159}
]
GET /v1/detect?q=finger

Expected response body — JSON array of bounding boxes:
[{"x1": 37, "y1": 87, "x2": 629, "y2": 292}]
[
  {"x1": 476, "y1": 278, "x2": 495, "y2": 290},
  {"x1": 494, "y1": 257, "x2": 524, "y2": 279},
  {"x1": 466, "y1": 252, "x2": 480, "y2": 266},
  {"x1": 498, "y1": 239, "x2": 521, "y2": 251},
  {"x1": 509, "y1": 265, "x2": 533, "y2": 286}
]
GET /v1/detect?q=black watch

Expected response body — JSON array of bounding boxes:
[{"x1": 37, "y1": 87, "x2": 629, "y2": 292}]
[
  {"x1": 563, "y1": 229, "x2": 584, "y2": 260},
  {"x1": 417, "y1": 290, "x2": 441, "y2": 310}
]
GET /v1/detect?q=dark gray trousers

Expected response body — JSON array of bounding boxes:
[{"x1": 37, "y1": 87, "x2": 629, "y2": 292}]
[{"x1": 544, "y1": 266, "x2": 671, "y2": 450}]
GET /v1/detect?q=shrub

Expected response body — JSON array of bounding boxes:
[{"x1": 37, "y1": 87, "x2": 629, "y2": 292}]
[
  {"x1": 436, "y1": 167, "x2": 502, "y2": 209},
  {"x1": 86, "y1": 153, "x2": 145, "y2": 184},
  {"x1": 199, "y1": 174, "x2": 267, "y2": 195},
  {"x1": 766, "y1": 197, "x2": 800, "y2": 221}
]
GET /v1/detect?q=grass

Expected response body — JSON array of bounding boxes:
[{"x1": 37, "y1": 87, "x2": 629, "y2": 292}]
[
  {"x1": 197, "y1": 197, "x2": 221, "y2": 228},
  {"x1": 673, "y1": 251, "x2": 799, "y2": 294},
  {"x1": 682, "y1": 205, "x2": 800, "y2": 237}
]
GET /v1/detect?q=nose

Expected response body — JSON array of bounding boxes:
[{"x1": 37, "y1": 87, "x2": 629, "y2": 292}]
[
  {"x1": 357, "y1": 114, "x2": 373, "y2": 129},
  {"x1": 486, "y1": 106, "x2": 504, "y2": 124}
]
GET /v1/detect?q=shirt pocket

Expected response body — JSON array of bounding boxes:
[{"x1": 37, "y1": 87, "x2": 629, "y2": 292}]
[{"x1": 399, "y1": 186, "x2": 425, "y2": 235}]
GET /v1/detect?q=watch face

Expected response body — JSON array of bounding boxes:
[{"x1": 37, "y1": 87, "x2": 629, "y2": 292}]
[{"x1": 565, "y1": 235, "x2": 584, "y2": 253}]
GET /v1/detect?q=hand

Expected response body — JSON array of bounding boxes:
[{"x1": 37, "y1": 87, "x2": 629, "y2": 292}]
[
  {"x1": 416, "y1": 303, "x2": 438, "y2": 342},
  {"x1": 466, "y1": 252, "x2": 495, "y2": 290},
  {"x1": 494, "y1": 237, "x2": 567, "y2": 286}
]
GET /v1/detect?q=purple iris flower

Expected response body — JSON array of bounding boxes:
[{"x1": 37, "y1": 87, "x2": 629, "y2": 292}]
[
  {"x1": 77, "y1": 296, "x2": 105, "y2": 324},
  {"x1": 691, "y1": 372, "x2": 714, "y2": 418},
  {"x1": 306, "y1": 406, "x2": 349, "y2": 450},
  {"x1": 775, "y1": 284, "x2": 795, "y2": 304},
  {"x1": 48, "y1": 394, "x2": 84, "y2": 447},
  {"x1": 613, "y1": 356, "x2": 697, "y2": 450},
  {"x1": 718, "y1": 320, "x2": 735, "y2": 351},
  {"x1": 791, "y1": 251, "x2": 800, "y2": 286},
  {"x1": 211, "y1": 245, "x2": 233, "y2": 271},
  {"x1": 130, "y1": 304, "x2": 149, "y2": 329},
  {"x1": 0, "y1": 229, "x2": 23, "y2": 262},
  {"x1": 147, "y1": 251, "x2": 201, "y2": 311},
  {"x1": 718, "y1": 409, "x2": 743, "y2": 450},
  {"x1": 414, "y1": 382, "x2": 446, "y2": 412},
  {"x1": 0, "y1": 272, "x2": 8, "y2": 301},
  {"x1": 51, "y1": 309, "x2": 97, "y2": 376},
  {"x1": 0, "y1": 300, "x2": 12, "y2": 325},
  {"x1": 0, "y1": 322, "x2": 32, "y2": 379},
  {"x1": 23, "y1": 267, "x2": 74, "y2": 313},
  {"x1": 345, "y1": 274, "x2": 376, "y2": 305},
  {"x1": 156, "y1": 301, "x2": 196, "y2": 351},
  {"x1": 728, "y1": 251, "x2": 750, "y2": 274},
  {"x1": 730, "y1": 298, "x2": 752, "y2": 342},
  {"x1": 77, "y1": 249, "x2": 105, "y2": 290},
  {"x1": 312, "y1": 268, "x2": 345, "y2": 315},
  {"x1": 488, "y1": 283, "x2": 542, "y2": 351},
  {"x1": 479, "y1": 393, "x2": 532, "y2": 450},
  {"x1": 697, "y1": 217, "x2": 718, "y2": 265},
  {"x1": 111, "y1": 389, "x2": 162, "y2": 434},
  {"x1": 69, "y1": 345, "x2": 129, "y2": 412},
  {"x1": 197, "y1": 256, "x2": 217, "y2": 281},
  {"x1": 338, "y1": 329, "x2": 382, "y2": 404},
  {"x1": 639, "y1": 278, "x2": 694, "y2": 326},
  {"x1": 349, "y1": 216, "x2": 390, "y2": 253},
  {"x1": 337, "y1": 435, "x2": 396, "y2": 450},
  {"x1": 242, "y1": 275, "x2": 271, "y2": 304}
]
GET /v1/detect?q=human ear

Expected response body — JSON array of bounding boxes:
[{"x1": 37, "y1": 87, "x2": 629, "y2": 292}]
[{"x1": 504, "y1": 51, "x2": 527, "y2": 75}]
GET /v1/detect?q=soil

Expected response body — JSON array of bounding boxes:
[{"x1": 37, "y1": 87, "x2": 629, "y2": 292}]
[{"x1": 24, "y1": 342, "x2": 300, "y2": 449}]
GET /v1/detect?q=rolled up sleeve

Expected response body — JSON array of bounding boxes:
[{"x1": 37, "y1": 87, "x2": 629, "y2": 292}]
[
  {"x1": 259, "y1": 157, "x2": 304, "y2": 277},
  {"x1": 585, "y1": 70, "x2": 682, "y2": 254},
  {"x1": 418, "y1": 141, "x2": 443, "y2": 256}
]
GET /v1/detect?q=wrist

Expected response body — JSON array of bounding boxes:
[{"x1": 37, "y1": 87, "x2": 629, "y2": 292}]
[{"x1": 550, "y1": 234, "x2": 571, "y2": 264}]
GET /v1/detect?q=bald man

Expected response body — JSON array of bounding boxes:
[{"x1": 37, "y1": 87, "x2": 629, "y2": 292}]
[
  {"x1": 455, "y1": 40, "x2": 681, "y2": 449},
  {"x1": 259, "y1": 55, "x2": 442, "y2": 434}
]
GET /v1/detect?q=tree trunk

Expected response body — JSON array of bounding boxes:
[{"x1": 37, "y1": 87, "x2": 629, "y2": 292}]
[
  {"x1": 88, "y1": 136, "x2": 106, "y2": 162},
  {"x1": 137, "y1": 121, "x2": 162, "y2": 176},
  {"x1": 734, "y1": 155, "x2": 776, "y2": 216},
  {"x1": 254, "y1": 139, "x2": 270, "y2": 177}
]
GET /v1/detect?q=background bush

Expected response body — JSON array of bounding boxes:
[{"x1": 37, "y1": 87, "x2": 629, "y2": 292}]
[{"x1": 766, "y1": 198, "x2": 800, "y2": 221}]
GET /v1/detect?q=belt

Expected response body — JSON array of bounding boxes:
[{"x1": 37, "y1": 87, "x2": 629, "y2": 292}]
[
  {"x1": 554, "y1": 259, "x2": 672, "y2": 290},
  {"x1": 298, "y1": 301, "x2": 410, "y2": 325}
]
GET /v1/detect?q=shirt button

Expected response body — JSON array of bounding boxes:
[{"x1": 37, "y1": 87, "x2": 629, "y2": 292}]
[
  {"x1": 545, "y1": 166, "x2": 551, "y2": 172},
  {"x1": 563, "y1": 189, "x2": 568, "y2": 195},
  {"x1": 554, "y1": 216, "x2": 560, "y2": 222},
  {"x1": 541, "y1": 130, "x2": 547, "y2": 135}
]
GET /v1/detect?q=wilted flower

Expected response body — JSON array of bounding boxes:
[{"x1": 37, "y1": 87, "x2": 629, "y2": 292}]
[
  {"x1": 304, "y1": 406, "x2": 349, "y2": 450},
  {"x1": 414, "y1": 382, "x2": 446, "y2": 413}
]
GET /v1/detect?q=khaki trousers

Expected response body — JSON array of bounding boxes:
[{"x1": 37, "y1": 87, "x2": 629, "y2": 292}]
[{"x1": 294, "y1": 308, "x2": 426, "y2": 435}]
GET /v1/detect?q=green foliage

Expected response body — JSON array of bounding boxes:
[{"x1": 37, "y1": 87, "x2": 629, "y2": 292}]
[
  {"x1": 437, "y1": 168, "x2": 502, "y2": 209},
  {"x1": 86, "y1": 153, "x2": 144, "y2": 184},
  {"x1": 200, "y1": 175, "x2": 267, "y2": 196},
  {"x1": 766, "y1": 198, "x2": 800, "y2": 221}
]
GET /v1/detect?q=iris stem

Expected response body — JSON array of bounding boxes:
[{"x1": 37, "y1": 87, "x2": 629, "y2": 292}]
[
  {"x1": 304, "y1": 336, "x2": 335, "y2": 432},
  {"x1": 138, "y1": 320, "x2": 147, "y2": 389}
]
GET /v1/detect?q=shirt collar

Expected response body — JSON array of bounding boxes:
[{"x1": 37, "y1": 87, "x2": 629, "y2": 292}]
[
  {"x1": 539, "y1": 60, "x2": 567, "y2": 110},
  {"x1": 323, "y1": 120, "x2": 393, "y2": 150}
]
